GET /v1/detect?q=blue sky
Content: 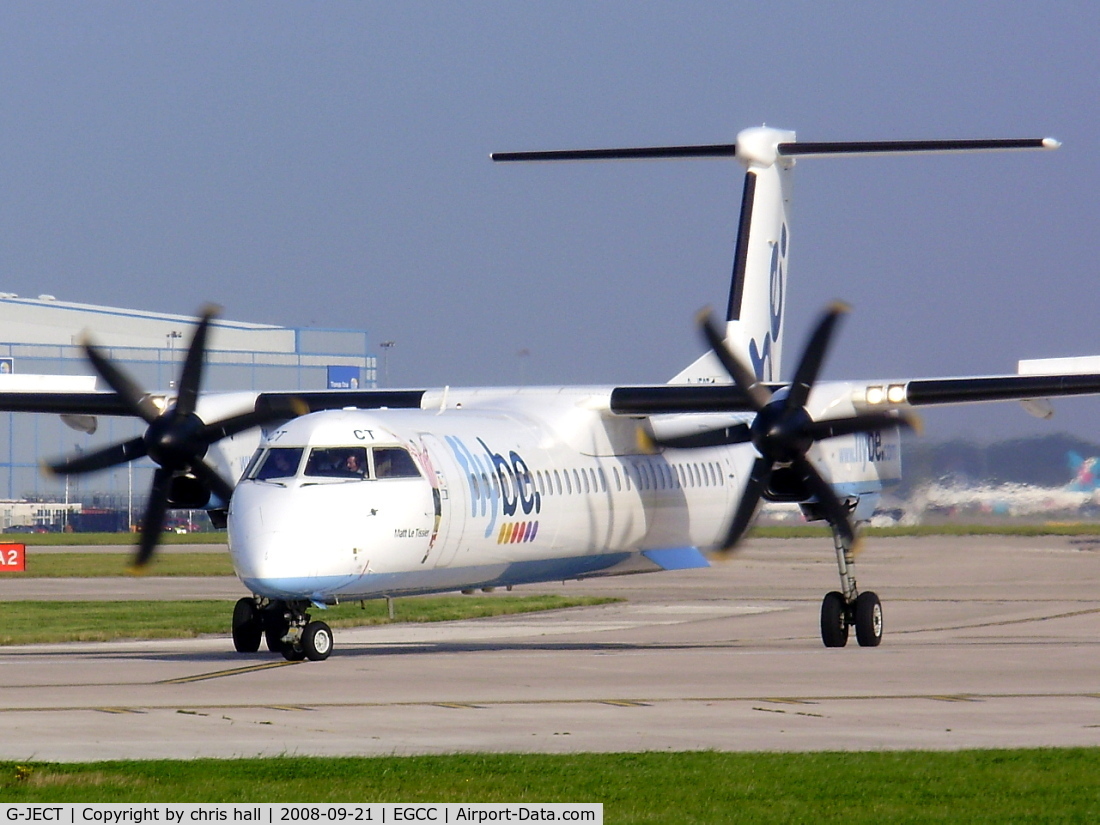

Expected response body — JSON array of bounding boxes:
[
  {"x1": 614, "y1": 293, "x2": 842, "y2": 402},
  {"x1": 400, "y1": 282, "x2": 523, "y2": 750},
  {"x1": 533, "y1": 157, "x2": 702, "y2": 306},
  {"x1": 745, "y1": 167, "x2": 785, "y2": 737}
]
[{"x1": 0, "y1": 2, "x2": 1097, "y2": 441}]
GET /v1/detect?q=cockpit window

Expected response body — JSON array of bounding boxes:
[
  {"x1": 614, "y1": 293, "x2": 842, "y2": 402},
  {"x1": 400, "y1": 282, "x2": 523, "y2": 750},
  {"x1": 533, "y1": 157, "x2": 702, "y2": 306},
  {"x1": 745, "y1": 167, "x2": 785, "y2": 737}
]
[
  {"x1": 253, "y1": 447, "x2": 304, "y2": 480},
  {"x1": 305, "y1": 447, "x2": 368, "y2": 478},
  {"x1": 373, "y1": 447, "x2": 420, "y2": 479}
]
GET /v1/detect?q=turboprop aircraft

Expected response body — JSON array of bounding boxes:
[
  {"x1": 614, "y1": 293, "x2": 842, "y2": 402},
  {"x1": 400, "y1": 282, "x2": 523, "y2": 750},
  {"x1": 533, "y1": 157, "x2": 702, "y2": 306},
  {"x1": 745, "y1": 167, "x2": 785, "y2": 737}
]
[{"x1": 5, "y1": 126, "x2": 1099, "y2": 662}]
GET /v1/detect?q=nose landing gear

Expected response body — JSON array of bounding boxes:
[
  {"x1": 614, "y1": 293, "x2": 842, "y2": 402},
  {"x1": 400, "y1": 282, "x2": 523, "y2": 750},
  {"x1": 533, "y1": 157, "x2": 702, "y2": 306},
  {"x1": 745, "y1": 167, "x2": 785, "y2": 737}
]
[{"x1": 231, "y1": 597, "x2": 333, "y2": 661}]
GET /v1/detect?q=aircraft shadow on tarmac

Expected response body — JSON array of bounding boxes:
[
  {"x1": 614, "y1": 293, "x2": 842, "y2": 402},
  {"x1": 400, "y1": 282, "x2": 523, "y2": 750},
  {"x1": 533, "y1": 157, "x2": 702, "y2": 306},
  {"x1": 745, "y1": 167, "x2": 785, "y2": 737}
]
[{"x1": 48, "y1": 638, "x2": 752, "y2": 667}]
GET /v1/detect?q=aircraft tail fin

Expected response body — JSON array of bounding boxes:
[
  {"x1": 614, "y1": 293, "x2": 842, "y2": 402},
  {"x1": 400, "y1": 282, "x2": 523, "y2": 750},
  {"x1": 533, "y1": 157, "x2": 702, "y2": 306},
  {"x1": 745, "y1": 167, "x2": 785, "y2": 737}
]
[{"x1": 493, "y1": 132, "x2": 1059, "y2": 386}]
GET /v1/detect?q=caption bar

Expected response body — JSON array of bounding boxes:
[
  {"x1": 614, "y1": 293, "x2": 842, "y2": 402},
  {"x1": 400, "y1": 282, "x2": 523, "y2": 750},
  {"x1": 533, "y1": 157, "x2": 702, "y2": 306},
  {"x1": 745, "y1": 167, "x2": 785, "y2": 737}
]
[{"x1": 2, "y1": 806, "x2": 601, "y2": 825}]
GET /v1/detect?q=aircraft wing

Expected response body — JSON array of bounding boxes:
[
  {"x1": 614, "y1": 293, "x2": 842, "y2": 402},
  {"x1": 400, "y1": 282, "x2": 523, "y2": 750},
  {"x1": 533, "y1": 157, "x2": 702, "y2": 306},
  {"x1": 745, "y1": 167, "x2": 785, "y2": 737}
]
[
  {"x1": 0, "y1": 388, "x2": 428, "y2": 417},
  {"x1": 252, "y1": 389, "x2": 426, "y2": 415},
  {"x1": 608, "y1": 373, "x2": 1100, "y2": 416},
  {"x1": 0, "y1": 390, "x2": 133, "y2": 416}
]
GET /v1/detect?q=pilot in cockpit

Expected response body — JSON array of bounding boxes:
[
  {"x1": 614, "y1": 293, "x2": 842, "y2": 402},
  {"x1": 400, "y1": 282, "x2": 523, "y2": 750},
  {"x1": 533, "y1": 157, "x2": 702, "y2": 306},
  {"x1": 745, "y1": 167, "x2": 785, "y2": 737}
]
[{"x1": 343, "y1": 451, "x2": 365, "y2": 477}]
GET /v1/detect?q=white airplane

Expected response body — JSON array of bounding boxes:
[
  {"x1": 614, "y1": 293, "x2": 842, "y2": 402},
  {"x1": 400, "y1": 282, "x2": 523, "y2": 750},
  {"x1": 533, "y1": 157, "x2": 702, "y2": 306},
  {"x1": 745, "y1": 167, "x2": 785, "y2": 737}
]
[{"x1": 7, "y1": 127, "x2": 1099, "y2": 662}]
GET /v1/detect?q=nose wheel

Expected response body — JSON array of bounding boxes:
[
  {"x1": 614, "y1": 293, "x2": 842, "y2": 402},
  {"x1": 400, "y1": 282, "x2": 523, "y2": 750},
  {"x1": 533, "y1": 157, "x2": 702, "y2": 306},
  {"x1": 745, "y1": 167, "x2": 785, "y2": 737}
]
[{"x1": 231, "y1": 598, "x2": 334, "y2": 661}]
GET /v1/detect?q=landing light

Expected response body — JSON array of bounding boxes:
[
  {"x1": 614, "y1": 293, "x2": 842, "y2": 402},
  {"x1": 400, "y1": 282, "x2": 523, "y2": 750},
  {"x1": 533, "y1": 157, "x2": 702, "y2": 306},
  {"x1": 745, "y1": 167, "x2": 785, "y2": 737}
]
[{"x1": 863, "y1": 384, "x2": 906, "y2": 406}]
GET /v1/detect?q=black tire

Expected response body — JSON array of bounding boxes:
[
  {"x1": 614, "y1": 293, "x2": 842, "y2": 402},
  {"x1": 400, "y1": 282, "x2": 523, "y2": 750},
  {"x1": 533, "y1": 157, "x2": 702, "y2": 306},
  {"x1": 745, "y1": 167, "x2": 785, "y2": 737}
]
[
  {"x1": 231, "y1": 597, "x2": 262, "y2": 653},
  {"x1": 303, "y1": 620, "x2": 334, "y2": 661},
  {"x1": 265, "y1": 627, "x2": 287, "y2": 653},
  {"x1": 820, "y1": 591, "x2": 849, "y2": 648},
  {"x1": 263, "y1": 608, "x2": 290, "y2": 653},
  {"x1": 280, "y1": 641, "x2": 307, "y2": 662},
  {"x1": 854, "y1": 591, "x2": 883, "y2": 647}
]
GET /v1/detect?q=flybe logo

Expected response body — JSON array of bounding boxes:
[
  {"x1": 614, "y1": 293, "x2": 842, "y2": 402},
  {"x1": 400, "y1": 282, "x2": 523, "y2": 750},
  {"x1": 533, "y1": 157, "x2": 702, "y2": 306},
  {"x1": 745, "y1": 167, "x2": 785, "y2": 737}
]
[
  {"x1": 838, "y1": 431, "x2": 899, "y2": 468},
  {"x1": 750, "y1": 223, "x2": 787, "y2": 381},
  {"x1": 445, "y1": 436, "x2": 542, "y2": 539}
]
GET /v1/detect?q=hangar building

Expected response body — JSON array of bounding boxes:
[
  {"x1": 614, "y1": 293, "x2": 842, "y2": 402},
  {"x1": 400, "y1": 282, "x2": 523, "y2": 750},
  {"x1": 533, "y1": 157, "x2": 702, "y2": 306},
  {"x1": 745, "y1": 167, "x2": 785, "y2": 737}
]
[{"x1": 0, "y1": 294, "x2": 377, "y2": 519}]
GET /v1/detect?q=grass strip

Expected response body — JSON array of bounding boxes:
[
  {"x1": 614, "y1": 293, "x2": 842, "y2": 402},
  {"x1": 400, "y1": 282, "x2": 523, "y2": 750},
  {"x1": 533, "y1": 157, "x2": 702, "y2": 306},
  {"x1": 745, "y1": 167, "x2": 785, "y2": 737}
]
[
  {"x1": 755, "y1": 522, "x2": 1100, "y2": 538},
  {"x1": 3, "y1": 532, "x2": 226, "y2": 546},
  {"x1": 0, "y1": 595, "x2": 616, "y2": 645},
  {"x1": 1, "y1": 552, "x2": 234, "y2": 578},
  {"x1": 9, "y1": 521, "x2": 1100, "y2": 551},
  {"x1": 0, "y1": 750, "x2": 1098, "y2": 818}
]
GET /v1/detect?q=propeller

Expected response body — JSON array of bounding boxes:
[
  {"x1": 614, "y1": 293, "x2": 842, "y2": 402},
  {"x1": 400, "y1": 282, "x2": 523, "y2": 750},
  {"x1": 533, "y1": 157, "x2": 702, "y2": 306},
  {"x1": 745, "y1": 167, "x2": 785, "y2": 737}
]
[
  {"x1": 46, "y1": 306, "x2": 294, "y2": 569},
  {"x1": 650, "y1": 302, "x2": 916, "y2": 553}
]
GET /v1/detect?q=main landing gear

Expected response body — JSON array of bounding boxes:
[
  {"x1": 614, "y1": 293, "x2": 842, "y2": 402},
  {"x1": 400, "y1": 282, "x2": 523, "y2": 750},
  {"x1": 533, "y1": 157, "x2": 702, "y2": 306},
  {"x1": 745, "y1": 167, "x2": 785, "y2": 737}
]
[
  {"x1": 819, "y1": 523, "x2": 882, "y2": 648},
  {"x1": 232, "y1": 597, "x2": 333, "y2": 661}
]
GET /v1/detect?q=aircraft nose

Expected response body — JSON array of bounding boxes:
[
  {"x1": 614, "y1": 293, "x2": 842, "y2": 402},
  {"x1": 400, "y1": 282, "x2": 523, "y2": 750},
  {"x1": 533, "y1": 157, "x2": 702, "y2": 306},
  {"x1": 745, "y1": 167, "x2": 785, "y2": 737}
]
[
  {"x1": 227, "y1": 479, "x2": 379, "y2": 600},
  {"x1": 227, "y1": 482, "x2": 308, "y2": 582}
]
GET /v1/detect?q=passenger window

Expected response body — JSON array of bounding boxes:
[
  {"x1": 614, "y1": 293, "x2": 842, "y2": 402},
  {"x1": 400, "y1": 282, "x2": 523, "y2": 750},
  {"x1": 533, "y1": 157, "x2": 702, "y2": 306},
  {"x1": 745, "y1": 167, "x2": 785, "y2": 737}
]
[
  {"x1": 305, "y1": 447, "x2": 367, "y2": 478},
  {"x1": 373, "y1": 447, "x2": 421, "y2": 479},
  {"x1": 254, "y1": 447, "x2": 304, "y2": 480}
]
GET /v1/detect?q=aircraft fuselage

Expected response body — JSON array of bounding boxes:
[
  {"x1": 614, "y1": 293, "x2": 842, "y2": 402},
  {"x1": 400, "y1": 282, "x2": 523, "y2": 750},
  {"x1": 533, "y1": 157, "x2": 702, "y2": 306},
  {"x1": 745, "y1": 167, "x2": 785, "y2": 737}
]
[{"x1": 227, "y1": 387, "x2": 900, "y2": 604}]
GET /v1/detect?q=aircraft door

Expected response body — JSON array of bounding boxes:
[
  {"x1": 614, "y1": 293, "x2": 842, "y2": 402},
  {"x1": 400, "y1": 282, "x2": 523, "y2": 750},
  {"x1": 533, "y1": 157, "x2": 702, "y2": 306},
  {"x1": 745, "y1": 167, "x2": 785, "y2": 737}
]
[{"x1": 416, "y1": 434, "x2": 469, "y2": 568}]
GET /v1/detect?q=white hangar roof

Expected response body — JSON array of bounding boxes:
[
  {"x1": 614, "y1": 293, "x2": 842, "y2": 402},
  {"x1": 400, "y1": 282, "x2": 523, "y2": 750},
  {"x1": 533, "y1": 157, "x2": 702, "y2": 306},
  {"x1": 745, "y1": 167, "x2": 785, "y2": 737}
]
[{"x1": 0, "y1": 294, "x2": 367, "y2": 359}]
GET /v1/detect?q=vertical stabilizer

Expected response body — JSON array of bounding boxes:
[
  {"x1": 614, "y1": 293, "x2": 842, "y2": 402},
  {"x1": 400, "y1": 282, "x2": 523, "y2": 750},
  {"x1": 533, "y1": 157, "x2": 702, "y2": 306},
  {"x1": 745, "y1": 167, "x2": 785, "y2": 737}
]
[{"x1": 671, "y1": 126, "x2": 796, "y2": 384}]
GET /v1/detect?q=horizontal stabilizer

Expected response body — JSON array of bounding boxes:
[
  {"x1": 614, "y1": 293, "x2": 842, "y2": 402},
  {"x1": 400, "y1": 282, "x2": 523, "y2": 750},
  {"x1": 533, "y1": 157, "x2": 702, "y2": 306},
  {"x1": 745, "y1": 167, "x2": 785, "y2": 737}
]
[
  {"x1": 492, "y1": 145, "x2": 736, "y2": 162},
  {"x1": 493, "y1": 136, "x2": 1059, "y2": 165},
  {"x1": 778, "y1": 137, "x2": 1059, "y2": 158}
]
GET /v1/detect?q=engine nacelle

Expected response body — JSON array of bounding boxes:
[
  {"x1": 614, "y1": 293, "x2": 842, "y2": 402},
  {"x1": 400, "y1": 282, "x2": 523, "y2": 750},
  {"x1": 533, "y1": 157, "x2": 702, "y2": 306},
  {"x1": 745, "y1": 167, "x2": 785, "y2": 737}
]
[
  {"x1": 762, "y1": 466, "x2": 811, "y2": 503},
  {"x1": 167, "y1": 474, "x2": 212, "y2": 509}
]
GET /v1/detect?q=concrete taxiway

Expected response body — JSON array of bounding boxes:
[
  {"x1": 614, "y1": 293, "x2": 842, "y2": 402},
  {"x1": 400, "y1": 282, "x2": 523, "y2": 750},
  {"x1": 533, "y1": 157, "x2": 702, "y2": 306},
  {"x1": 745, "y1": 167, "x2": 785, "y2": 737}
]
[{"x1": 0, "y1": 535, "x2": 1099, "y2": 760}]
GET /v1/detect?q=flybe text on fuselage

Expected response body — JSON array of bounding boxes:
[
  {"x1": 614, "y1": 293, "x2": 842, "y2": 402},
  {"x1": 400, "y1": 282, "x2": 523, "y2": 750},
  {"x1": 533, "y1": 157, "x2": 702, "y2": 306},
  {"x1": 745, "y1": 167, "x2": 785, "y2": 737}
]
[{"x1": 445, "y1": 436, "x2": 541, "y2": 538}]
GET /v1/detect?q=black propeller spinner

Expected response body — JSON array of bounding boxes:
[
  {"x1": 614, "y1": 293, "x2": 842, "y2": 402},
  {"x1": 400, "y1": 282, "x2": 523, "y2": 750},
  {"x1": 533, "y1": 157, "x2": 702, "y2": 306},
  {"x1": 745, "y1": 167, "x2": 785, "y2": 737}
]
[
  {"x1": 47, "y1": 306, "x2": 290, "y2": 569},
  {"x1": 650, "y1": 302, "x2": 915, "y2": 553}
]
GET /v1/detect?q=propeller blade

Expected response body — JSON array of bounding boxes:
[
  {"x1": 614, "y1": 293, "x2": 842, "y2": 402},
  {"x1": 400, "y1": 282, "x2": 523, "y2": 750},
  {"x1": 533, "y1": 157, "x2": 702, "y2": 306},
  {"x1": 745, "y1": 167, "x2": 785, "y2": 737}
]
[
  {"x1": 175, "y1": 305, "x2": 219, "y2": 418},
  {"x1": 786, "y1": 301, "x2": 849, "y2": 411},
  {"x1": 794, "y1": 456, "x2": 857, "y2": 550},
  {"x1": 46, "y1": 437, "x2": 147, "y2": 476},
  {"x1": 83, "y1": 338, "x2": 161, "y2": 424},
  {"x1": 698, "y1": 309, "x2": 772, "y2": 410},
  {"x1": 133, "y1": 467, "x2": 173, "y2": 568},
  {"x1": 198, "y1": 404, "x2": 305, "y2": 444},
  {"x1": 804, "y1": 411, "x2": 918, "y2": 442},
  {"x1": 189, "y1": 458, "x2": 236, "y2": 504},
  {"x1": 649, "y1": 423, "x2": 752, "y2": 450},
  {"x1": 719, "y1": 455, "x2": 772, "y2": 552}
]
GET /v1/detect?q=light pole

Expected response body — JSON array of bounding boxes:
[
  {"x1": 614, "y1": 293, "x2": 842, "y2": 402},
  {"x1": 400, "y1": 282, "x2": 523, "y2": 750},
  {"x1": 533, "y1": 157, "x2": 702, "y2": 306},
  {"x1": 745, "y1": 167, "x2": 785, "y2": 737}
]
[
  {"x1": 166, "y1": 330, "x2": 182, "y2": 390},
  {"x1": 379, "y1": 341, "x2": 396, "y2": 387}
]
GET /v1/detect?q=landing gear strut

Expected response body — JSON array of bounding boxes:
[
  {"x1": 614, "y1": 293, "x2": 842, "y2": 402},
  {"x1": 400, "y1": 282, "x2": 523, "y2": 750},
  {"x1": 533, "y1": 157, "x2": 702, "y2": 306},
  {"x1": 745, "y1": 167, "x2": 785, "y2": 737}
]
[
  {"x1": 820, "y1": 523, "x2": 882, "y2": 648},
  {"x1": 231, "y1": 598, "x2": 333, "y2": 661}
]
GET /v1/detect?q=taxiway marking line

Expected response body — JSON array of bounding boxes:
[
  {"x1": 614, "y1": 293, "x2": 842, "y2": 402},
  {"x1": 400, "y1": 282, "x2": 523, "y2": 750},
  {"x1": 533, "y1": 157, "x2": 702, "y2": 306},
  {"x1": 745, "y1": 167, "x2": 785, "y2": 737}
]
[
  {"x1": 3, "y1": 690, "x2": 1099, "y2": 714},
  {"x1": 158, "y1": 660, "x2": 303, "y2": 684},
  {"x1": 898, "y1": 606, "x2": 1100, "y2": 635}
]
